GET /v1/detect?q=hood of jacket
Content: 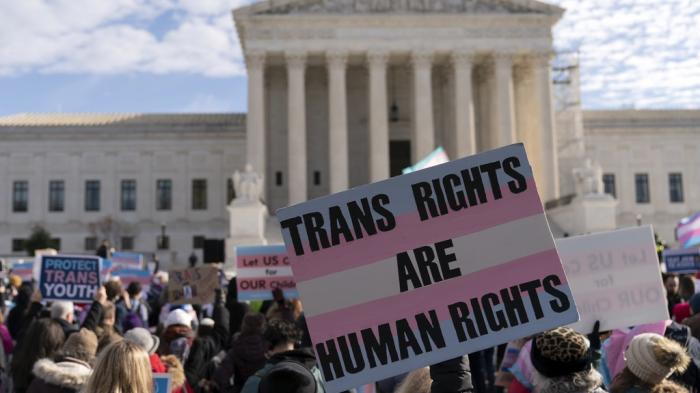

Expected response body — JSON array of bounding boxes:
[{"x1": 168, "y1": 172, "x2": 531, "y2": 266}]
[
  {"x1": 32, "y1": 357, "x2": 91, "y2": 390},
  {"x1": 268, "y1": 348, "x2": 317, "y2": 370},
  {"x1": 232, "y1": 334, "x2": 267, "y2": 364}
]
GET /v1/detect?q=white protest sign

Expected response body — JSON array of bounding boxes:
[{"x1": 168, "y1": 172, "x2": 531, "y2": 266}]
[
  {"x1": 556, "y1": 225, "x2": 668, "y2": 334},
  {"x1": 276, "y1": 144, "x2": 578, "y2": 392}
]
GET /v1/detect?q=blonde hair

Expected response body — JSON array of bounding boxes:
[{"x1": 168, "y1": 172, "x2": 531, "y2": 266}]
[
  {"x1": 395, "y1": 367, "x2": 431, "y2": 393},
  {"x1": 84, "y1": 340, "x2": 153, "y2": 393}
]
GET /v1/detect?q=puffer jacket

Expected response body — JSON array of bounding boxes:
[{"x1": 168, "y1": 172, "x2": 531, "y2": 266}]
[
  {"x1": 26, "y1": 357, "x2": 91, "y2": 393},
  {"x1": 214, "y1": 334, "x2": 267, "y2": 392}
]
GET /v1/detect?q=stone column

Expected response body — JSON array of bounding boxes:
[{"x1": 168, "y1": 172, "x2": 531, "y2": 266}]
[
  {"x1": 367, "y1": 50, "x2": 390, "y2": 182},
  {"x1": 327, "y1": 51, "x2": 349, "y2": 193},
  {"x1": 533, "y1": 53, "x2": 559, "y2": 201},
  {"x1": 452, "y1": 51, "x2": 477, "y2": 158},
  {"x1": 245, "y1": 50, "x2": 266, "y2": 198},
  {"x1": 494, "y1": 53, "x2": 517, "y2": 147},
  {"x1": 286, "y1": 51, "x2": 307, "y2": 204},
  {"x1": 412, "y1": 51, "x2": 435, "y2": 162}
]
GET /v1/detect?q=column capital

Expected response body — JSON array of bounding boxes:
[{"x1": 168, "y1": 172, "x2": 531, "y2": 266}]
[
  {"x1": 530, "y1": 51, "x2": 555, "y2": 68},
  {"x1": 285, "y1": 50, "x2": 307, "y2": 69},
  {"x1": 493, "y1": 52, "x2": 515, "y2": 67},
  {"x1": 367, "y1": 50, "x2": 390, "y2": 67},
  {"x1": 245, "y1": 50, "x2": 266, "y2": 69},
  {"x1": 326, "y1": 50, "x2": 349, "y2": 69},
  {"x1": 451, "y1": 50, "x2": 477, "y2": 67},
  {"x1": 411, "y1": 50, "x2": 434, "y2": 68}
]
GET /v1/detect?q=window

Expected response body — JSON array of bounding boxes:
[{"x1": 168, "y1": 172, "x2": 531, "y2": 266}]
[
  {"x1": 157, "y1": 236, "x2": 170, "y2": 250},
  {"x1": 121, "y1": 237, "x2": 134, "y2": 251},
  {"x1": 227, "y1": 178, "x2": 236, "y2": 204},
  {"x1": 11, "y1": 239, "x2": 26, "y2": 253},
  {"x1": 635, "y1": 174, "x2": 650, "y2": 204},
  {"x1": 313, "y1": 171, "x2": 321, "y2": 186},
  {"x1": 192, "y1": 179, "x2": 207, "y2": 210},
  {"x1": 193, "y1": 235, "x2": 205, "y2": 249},
  {"x1": 85, "y1": 180, "x2": 101, "y2": 211},
  {"x1": 602, "y1": 174, "x2": 616, "y2": 198},
  {"x1": 12, "y1": 181, "x2": 28, "y2": 212},
  {"x1": 275, "y1": 171, "x2": 283, "y2": 186},
  {"x1": 156, "y1": 179, "x2": 172, "y2": 210},
  {"x1": 85, "y1": 237, "x2": 98, "y2": 251},
  {"x1": 121, "y1": 179, "x2": 137, "y2": 211},
  {"x1": 48, "y1": 180, "x2": 65, "y2": 212},
  {"x1": 50, "y1": 238, "x2": 61, "y2": 250},
  {"x1": 669, "y1": 173, "x2": 684, "y2": 203}
]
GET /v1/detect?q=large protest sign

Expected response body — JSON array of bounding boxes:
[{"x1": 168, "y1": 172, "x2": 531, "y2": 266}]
[
  {"x1": 663, "y1": 248, "x2": 700, "y2": 273},
  {"x1": 235, "y1": 244, "x2": 298, "y2": 301},
  {"x1": 168, "y1": 266, "x2": 219, "y2": 305},
  {"x1": 38, "y1": 255, "x2": 101, "y2": 303},
  {"x1": 276, "y1": 143, "x2": 578, "y2": 392},
  {"x1": 556, "y1": 226, "x2": 668, "y2": 334}
]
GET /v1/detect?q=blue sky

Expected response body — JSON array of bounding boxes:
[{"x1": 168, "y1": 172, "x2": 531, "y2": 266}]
[{"x1": 1, "y1": 0, "x2": 698, "y2": 116}]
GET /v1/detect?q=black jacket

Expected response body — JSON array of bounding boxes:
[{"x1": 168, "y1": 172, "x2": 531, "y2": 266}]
[{"x1": 430, "y1": 356, "x2": 473, "y2": 393}]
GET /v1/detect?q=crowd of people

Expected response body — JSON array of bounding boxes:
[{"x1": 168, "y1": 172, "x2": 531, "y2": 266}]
[{"x1": 0, "y1": 267, "x2": 698, "y2": 393}]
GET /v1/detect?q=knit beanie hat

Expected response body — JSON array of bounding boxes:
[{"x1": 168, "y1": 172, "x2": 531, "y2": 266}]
[
  {"x1": 124, "y1": 327, "x2": 160, "y2": 355},
  {"x1": 165, "y1": 309, "x2": 192, "y2": 328},
  {"x1": 624, "y1": 333, "x2": 690, "y2": 385},
  {"x1": 690, "y1": 293, "x2": 700, "y2": 314},
  {"x1": 531, "y1": 327, "x2": 592, "y2": 378},
  {"x1": 259, "y1": 360, "x2": 317, "y2": 393},
  {"x1": 9, "y1": 274, "x2": 22, "y2": 288},
  {"x1": 62, "y1": 328, "x2": 98, "y2": 363}
]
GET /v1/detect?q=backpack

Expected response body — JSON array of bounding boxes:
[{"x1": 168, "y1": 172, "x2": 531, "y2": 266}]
[{"x1": 123, "y1": 301, "x2": 146, "y2": 331}]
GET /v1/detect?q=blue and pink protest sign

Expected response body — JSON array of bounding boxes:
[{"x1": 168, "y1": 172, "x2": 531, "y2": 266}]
[
  {"x1": 10, "y1": 260, "x2": 34, "y2": 282},
  {"x1": 235, "y1": 244, "x2": 298, "y2": 301},
  {"x1": 110, "y1": 268, "x2": 152, "y2": 292},
  {"x1": 111, "y1": 252, "x2": 144, "y2": 270},
  {"x1": 38, "y1": 255, "x2": 101, "y2": 303},
  {"x1": 276, "y1": 143, "x2": 579, "y2": 392}
]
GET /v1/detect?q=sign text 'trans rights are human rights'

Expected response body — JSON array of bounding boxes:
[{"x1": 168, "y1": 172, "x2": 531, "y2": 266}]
[{"x1": 276, "y1": 143, "x2": 579, "y2": 392}]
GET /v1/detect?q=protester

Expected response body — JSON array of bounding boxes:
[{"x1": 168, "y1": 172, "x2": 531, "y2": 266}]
[
  {"x1": 120, "y1": 281, "x2": 149, "y2": 331},
  {"x1": 147, "y1": 271, "x2": 169, "y2": 328},
  {"x1": 160, "y1": 308, "x2": 195, "y2": 361},
  {"x1": 7, "y1": 282, "x2": 35, "y2": 339},
  {"x1": 83, "y1": 340, "x2": 152, "y2": 393},
  {"x1": 11, "y1": 318, "x2": 66, "y2": 393},
  {"x1": 672, "y1": 276, "x2": 696, "y2": 322},
  {"x1": 51, "y1": 301, "x2": 78, "y2": 338},
  {"x1": 225, "y1": 277, "x2": 249, "y2": 338},
  {"x1": 27, "y1": 328, "x2": 98, "y2": 393},
  {"x1": 0, "y1": 312, "x2": 14, "y2": 357},
  {"x1": 124, "y1": 327, "x2": 192, "y2": 393},
  {"x1": 610, "y1": 333, "x2": 690, "y2": 393},
  {"x1": 681, "y1": 293, "x2": 700, "y2": 340},
  {"x1": 240, "y1": 319, "x2": 325, "y2": 393},
  {"x1": 214, "y1": 312, "x2": 268, "y2": 392},
  {"x1": 265, "y1": 287, "x2": 295, "y2": 322},
  {"x1": 666, "y1": 274, "x2": 682, "y2": 316}
]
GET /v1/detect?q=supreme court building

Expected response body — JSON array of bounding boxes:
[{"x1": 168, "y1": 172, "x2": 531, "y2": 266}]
[{"x1": 1, "y1": 0, "x2": 699, "y2": 263}]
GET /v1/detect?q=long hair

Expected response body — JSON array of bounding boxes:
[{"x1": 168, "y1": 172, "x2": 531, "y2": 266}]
[
  {"x1": 83, "y1": 340, "x2": 153, "y2": 393},
  {"x1": 533, "y1": 367, "x2": 605, "y2": 393},
  {"x1": 395, "y1": 368, "x2": 431, "y2": 393},
  {"x1": 11, "y1": 318, "x2": 65, "y2": 389}
]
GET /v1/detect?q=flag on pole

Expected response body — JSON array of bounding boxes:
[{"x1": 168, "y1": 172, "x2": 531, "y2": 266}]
[
  {"x1": 402, "y1": 146, "x2": 449, "y2": 174},
  {"x1": 677, "y1": 212, "x2": 700, "y2": 248}
]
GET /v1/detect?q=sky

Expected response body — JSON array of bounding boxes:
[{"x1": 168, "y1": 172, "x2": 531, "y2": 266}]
[{"x1": 0, "y1": 0, "x2": 698, "y2": 116}]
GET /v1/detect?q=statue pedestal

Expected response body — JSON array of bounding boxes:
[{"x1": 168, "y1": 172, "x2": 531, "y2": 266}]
[
  {"x1": 547, "y1": 193, "x2": 618, "y2": 237},
  {"x1": 225, "y1": 198, "x2": 269, "y2": 275}
]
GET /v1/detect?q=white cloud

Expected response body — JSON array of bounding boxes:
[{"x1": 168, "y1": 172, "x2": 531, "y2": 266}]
[{"x1": 0, "y1": 0, "x2": 252, "y2": 77}]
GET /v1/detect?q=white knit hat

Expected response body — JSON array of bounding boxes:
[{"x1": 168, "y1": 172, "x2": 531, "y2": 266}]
[
  {"x1": 165, "y1": 309, "x2": 192, "y2": 328},
  {"x1": 625, "y1": 333, "x2": 675, "y2": 384},
  {"x1": 200, "y1": 318, "x2": 214, "y2": 327}
]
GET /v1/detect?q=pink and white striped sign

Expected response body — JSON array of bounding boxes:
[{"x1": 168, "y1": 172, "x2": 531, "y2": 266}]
[{"x1": 276, "y1": 144, "x2": 579, "y2": 392}]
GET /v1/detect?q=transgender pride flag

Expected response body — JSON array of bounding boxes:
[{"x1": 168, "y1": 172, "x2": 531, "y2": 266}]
[{"x1": 677, "y1": 212, "x2": 700, "y2": 248}]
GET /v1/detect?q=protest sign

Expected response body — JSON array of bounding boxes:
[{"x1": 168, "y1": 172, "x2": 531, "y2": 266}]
[
  {"x1": 402, "y1": 147, "x2": 449, "y2": 174},
  {"x1": 168, "y1": 266, "x2": 219, "y2": 305},
  {"x1": 153, "y1": 373, "x2": 172, "y2": 393},
  {"x1": 38, "y1": 255, "x2": 101, "y2": 303},
  {"x1": 110, "y1": 268, "x2": 152, "y2": 292},
  {"x1": 663, "y1": 248, "x2": 700, "y2": 273},
  {"x1": 235, "y1": 244, "x2": 298, "y2": 301},
  {"x1": 556, "y1": 226, "x2": 668, "y2": 334},
  {"x1": 9, "y1": 259, "x2": 34, "y2": 282},
  {"x1": 276, "y1": 143, "x2": 578, "y2": 392},
  {"x1": 111, "y1": 252, "x2": 144, "y2": 270}
]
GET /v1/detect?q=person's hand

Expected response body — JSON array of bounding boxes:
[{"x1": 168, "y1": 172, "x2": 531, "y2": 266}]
[
  {"x1": 31, "y1": 288, "x2": 42, "y2": 303},
  {"x1": 587, "y1": 320, "x2": 601, "y2": 351},
  {"x1": 95, "y1": 286, "x2": 107, "y2": 306}
]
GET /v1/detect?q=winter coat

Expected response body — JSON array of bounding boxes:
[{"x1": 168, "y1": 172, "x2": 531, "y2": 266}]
[
  {"x1": 240, "y1": 348, "x2": 326, "y2": 393},
  {"x1": 26, "y1": 357, "x2": 91, "y2": 393},
  {"x1": 430, "y1": 356, "x2": 473, "y2": 393},
  {"x1": 214, "y1": 334, "x2": 267, "y2": 392},
  {"x1": 0, "y1": 324, "x2": 14, "y2": 355},
  {"x1": 54, "y1": 318, "x2": 79, "y2": 339},
  {"x1": 682, "y1": 313, "x2": 700, "y2": 341}
]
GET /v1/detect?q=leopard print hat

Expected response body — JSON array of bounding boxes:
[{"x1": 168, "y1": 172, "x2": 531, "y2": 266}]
[{"x1": 530, "y1": 327, "x2": 593, "y2": 378}]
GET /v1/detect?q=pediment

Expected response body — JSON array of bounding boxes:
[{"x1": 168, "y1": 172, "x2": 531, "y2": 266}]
[{"x1": 240, "y1": 0, "x2": 563, "y2": 16}]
